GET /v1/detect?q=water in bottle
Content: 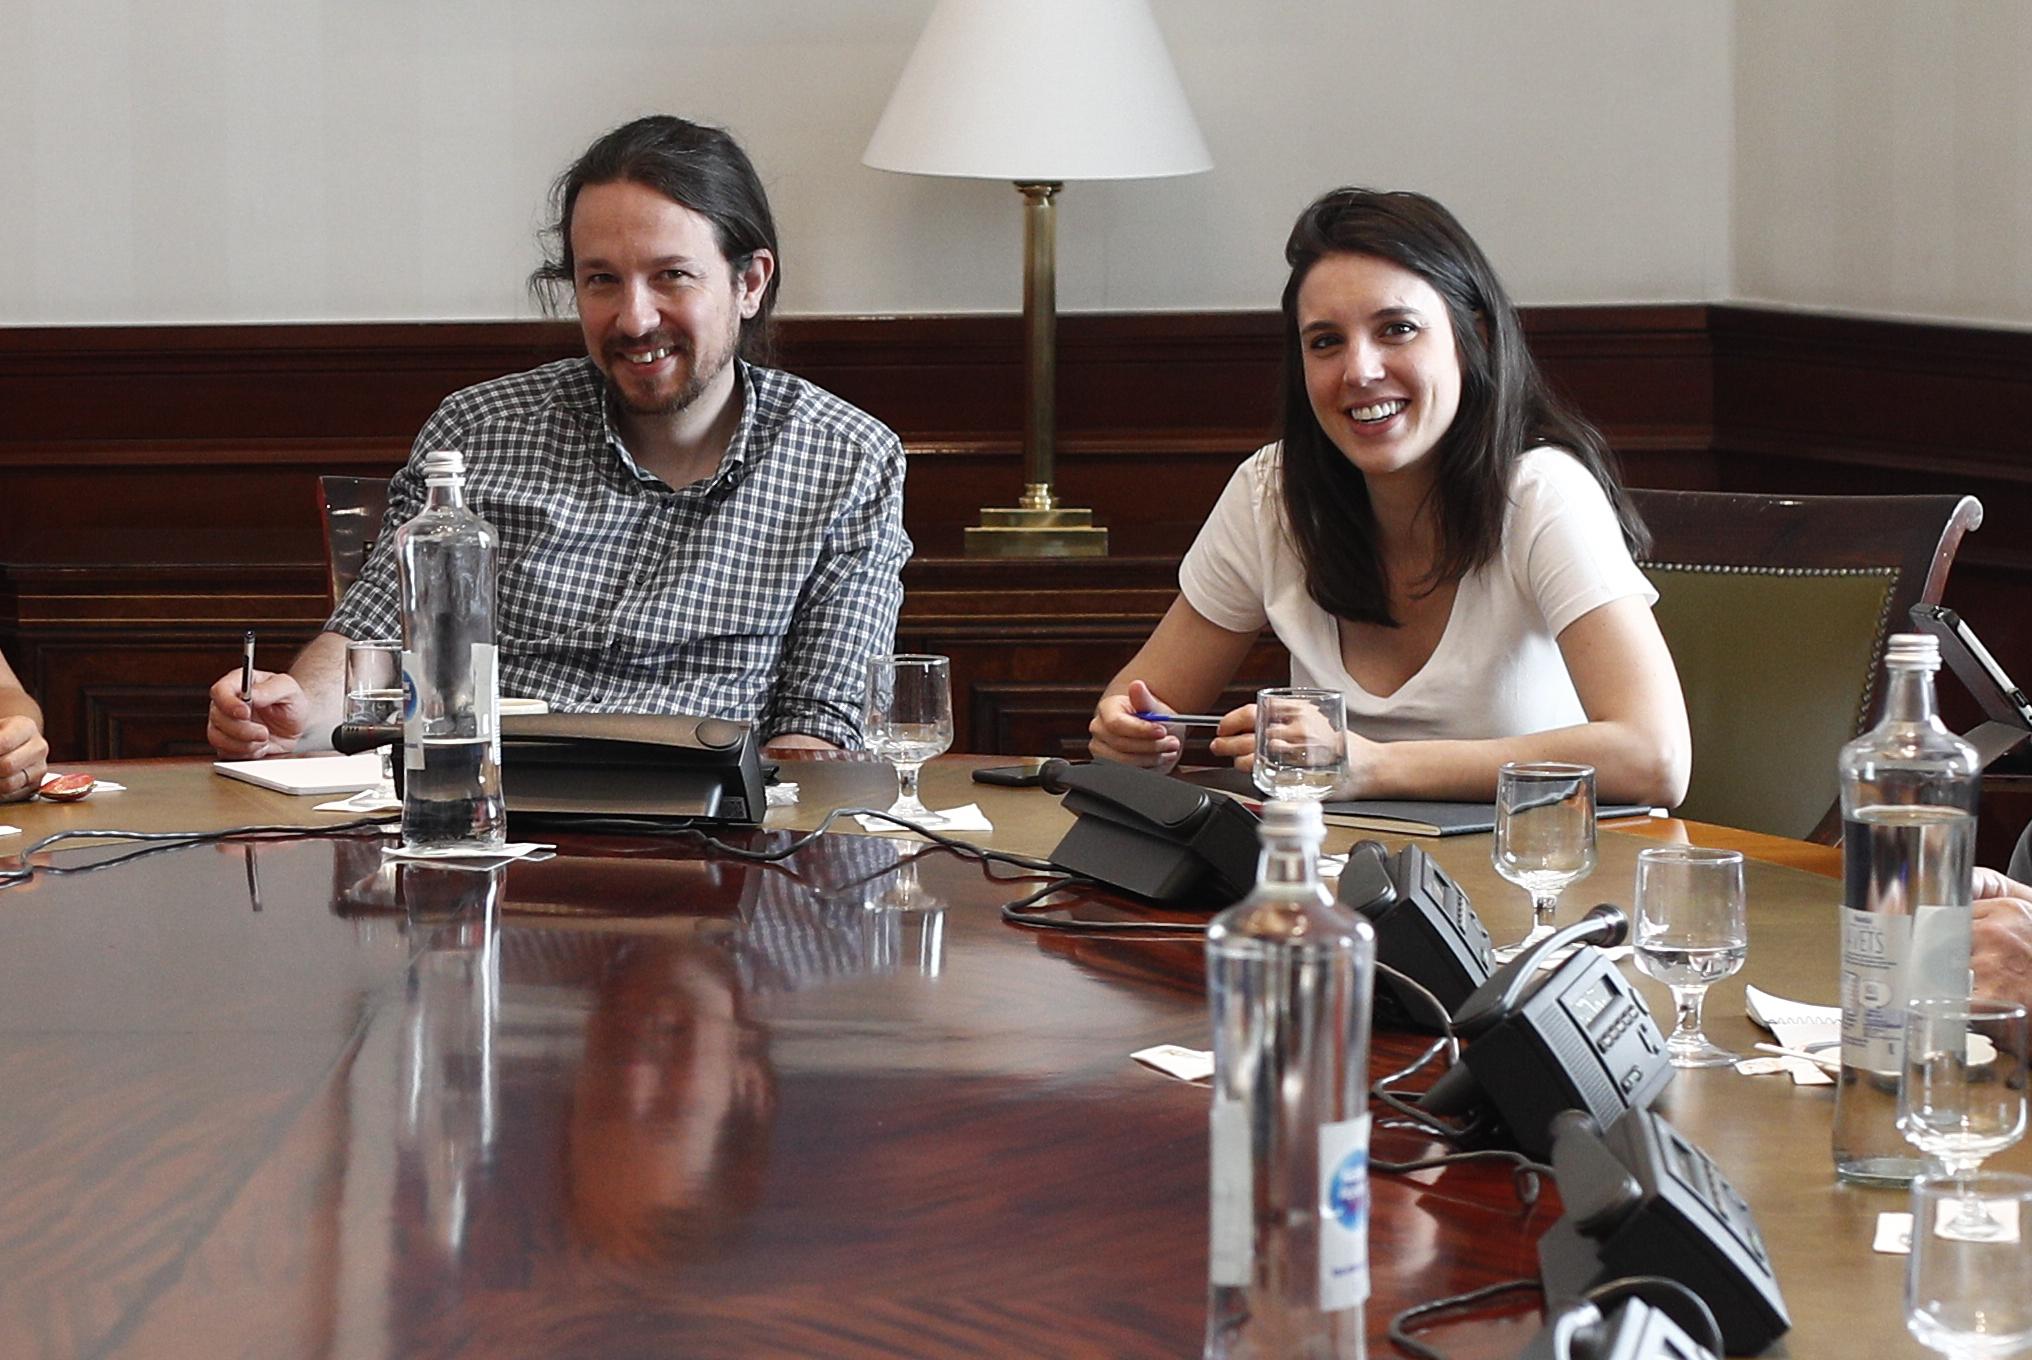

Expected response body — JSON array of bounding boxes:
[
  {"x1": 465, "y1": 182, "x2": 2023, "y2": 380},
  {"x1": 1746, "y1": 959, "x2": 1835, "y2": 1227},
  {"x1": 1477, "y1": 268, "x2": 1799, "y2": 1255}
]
[
  {"x1": 395, "y1": 450, "x2": 506, "y2": 850},
  {"x1": 1833, "y1": 632, "x2": 1977, "y2": 1186},
  {"x1": 1204, "y1": 799, "x2": 1375, "y2": 1359}
]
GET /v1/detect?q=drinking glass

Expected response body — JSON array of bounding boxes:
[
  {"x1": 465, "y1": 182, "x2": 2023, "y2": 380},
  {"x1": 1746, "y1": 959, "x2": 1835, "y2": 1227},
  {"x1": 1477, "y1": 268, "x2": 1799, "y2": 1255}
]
[
  {"x1": 1250, "y1": 687, "x2": 1348, "y2": 801},
  {"x1": 1490, "y1": 762, "x2": 1596, "y2": 961},
  {"x1": 1901, "y1": 999, "x2": 2031, "y2": 1239},
  {"x1": 344, "y1": 638, "x2": 403, "y2": 798},
  {"x1": 1632, "y1": 846, "x2": 1748, "y2": 1067},
  {"x1": 1907, "y1": 1171, "x2": 2032, "y2": 1359},
  {"x1": 864, "y1": 654, "x2": 954, "y2": 829}
]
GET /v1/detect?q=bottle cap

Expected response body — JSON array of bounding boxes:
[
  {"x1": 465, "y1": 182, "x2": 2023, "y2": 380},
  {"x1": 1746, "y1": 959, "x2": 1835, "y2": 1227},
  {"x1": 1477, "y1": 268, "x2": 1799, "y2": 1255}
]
[
  {"x1": 421, "y1": 449, "x2": 465, "y2": 482},
  {"x1": 1884, "y1": 632, "x2": 1940, "y2": 671},
  {"x1": 1258, "y1": 798, "x2": 1325, "y2": 838}
]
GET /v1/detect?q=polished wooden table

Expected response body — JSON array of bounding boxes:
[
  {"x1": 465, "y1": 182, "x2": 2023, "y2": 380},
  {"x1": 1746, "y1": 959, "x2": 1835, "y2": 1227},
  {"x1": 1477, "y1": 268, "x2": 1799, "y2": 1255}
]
[{"x1": 0, "y1": 756, "x2": 1942, "y2": 1358}]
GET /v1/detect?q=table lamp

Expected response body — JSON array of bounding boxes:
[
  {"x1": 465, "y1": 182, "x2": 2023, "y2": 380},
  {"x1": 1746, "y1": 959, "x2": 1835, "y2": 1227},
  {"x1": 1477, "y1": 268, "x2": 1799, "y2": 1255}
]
[{"x1": 863, "y1": 0, "x2": 1212, "y2": 557}]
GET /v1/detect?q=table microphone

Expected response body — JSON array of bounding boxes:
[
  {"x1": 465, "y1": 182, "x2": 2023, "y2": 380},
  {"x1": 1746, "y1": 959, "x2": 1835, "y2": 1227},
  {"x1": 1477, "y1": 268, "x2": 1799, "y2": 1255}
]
[
  {"x1": 331, "y1": 722, "x2": 400, "y2": 754},
  {"x1": 1417, "y1": 903, "x2": 1673, "y2": 1158},
  {"x1": 1451, "y1": 904, "x2": 1628, "y2": 1036}
]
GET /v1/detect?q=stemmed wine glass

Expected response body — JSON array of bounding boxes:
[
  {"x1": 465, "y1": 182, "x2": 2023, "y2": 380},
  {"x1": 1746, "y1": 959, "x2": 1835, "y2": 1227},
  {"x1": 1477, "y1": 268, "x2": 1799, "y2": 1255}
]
[
  {"x1": 1632, "y1": 845, "x2": 1748, "y2": 1067},
  {"x1": 344, "y1": 638, "x2": 404, "y2": 801},
  {"x1": 1900, "y1": 999, "x2": 2031, "y2": 1240},
  {"x1": 1907, "y1": 1171, "x2": 2032, "y2": 1359},
  {"x1": 1490, "y1": 761, "x2": 1597, "y2": 962},
  {"x1": 864, "y1": 654, "x2": 955, "y2": 830},
  {"x1": 1251, "y1": 687, "x2": 1348, "y2": 801}
]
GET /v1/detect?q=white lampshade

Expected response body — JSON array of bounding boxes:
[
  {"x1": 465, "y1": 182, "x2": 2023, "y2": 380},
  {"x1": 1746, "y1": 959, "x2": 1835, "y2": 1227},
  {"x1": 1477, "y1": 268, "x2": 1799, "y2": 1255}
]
[{"x1": 863, "y1": 0, "x2": 1212, "y2": 182}]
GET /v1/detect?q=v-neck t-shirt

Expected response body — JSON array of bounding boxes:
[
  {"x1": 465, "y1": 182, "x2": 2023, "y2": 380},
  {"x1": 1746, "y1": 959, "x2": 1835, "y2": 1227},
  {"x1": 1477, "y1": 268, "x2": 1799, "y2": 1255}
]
[{"x1": 1178, "y1": 443, "x2": 1656, "y2": 742}]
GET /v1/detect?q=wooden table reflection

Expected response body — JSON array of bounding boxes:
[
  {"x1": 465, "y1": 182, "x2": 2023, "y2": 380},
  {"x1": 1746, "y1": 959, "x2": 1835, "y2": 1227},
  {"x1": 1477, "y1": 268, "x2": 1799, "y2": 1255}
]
[{"x1": 0, "y1": 756, "x2": 1928, "y2": 1359}]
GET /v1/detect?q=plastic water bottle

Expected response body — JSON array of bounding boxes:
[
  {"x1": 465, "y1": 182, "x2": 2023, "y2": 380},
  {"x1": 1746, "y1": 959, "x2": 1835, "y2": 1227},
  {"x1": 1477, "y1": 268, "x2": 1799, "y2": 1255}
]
[
  {"x1": 1832, "y1": 632, "x2": 1978, "y2": 1186},
  {"x1": 395, "y1": 450, "x2": 506, "y2": 850},
  {"x1": 1204, "y1": 799, "x2": 1375, "y2": 1359}
]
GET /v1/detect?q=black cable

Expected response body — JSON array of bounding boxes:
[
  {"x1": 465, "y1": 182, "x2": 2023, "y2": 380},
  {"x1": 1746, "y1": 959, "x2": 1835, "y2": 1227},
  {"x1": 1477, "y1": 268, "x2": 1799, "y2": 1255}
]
[
  {"x1": 1370, "y1": 1147, "x2": 1554, "y2": 1210},
  {"x1": 0, "y1": 817, "x2": 397, "y2": 889},
  {"x1": 999, "y1": 877, "x2": 1215, "y2": 933},
  {"x1": 1583, "y1": 1276, "x2": 1724, "y2": 1358},
  {"x1": 567, "y1": 807, "x2": 1062, "y2": 876},
  {"x1": 1386, "y1": 1276, "x2": 1541, "y2": 1360}
]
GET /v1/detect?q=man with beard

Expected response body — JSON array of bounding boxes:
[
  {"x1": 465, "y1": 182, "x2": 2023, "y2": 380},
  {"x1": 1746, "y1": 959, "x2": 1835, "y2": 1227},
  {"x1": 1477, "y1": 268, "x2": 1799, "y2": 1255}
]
[{"x1": 207, "y1": 116, "x2": 910, "y2": 755}]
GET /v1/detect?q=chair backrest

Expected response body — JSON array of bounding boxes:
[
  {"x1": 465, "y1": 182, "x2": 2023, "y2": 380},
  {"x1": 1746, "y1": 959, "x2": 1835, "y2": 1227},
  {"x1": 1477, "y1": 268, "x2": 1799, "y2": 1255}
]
[
  {"x1": 317, "y1": 475, "x2": 393, "y2": 612},
  {"x1": 1630, "y1": 489, "x2": 1983, "y2": 843}
]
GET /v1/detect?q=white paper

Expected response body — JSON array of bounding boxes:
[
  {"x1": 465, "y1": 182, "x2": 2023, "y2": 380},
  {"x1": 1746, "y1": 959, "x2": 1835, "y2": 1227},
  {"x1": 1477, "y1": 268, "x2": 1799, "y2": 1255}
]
[
  {"x1": 215, "y1": 753, "x2": 381, "y2": 796},
  {"x1": 315, "y1": 790, "x2": 401, "y2": 814},
  {"x1": 382, "y1": 841, "x2": 553, "y2": 868},
  {"x1": 1733, "y1": 1055, "x2": 1835, "y2": 1086},
  {"x1": 0, "y1": 826, "x2": 18, "y2": 837},
  {"x1": 1874, "y1": 1212, "x2": 1913, "y2": 1255},
  {"x1": 854, "y1": 803, "x2": 993, "y2": 834},
  {"x1": 765, "y1": 782, "x2": 800, "y2": 807},
  {"x1": 1745, "y1": 984, "x2": 1842, "y2": 1069},
  {"x1": 1132, "y1": 1044, "x2": 1214, "y2": 1083}
]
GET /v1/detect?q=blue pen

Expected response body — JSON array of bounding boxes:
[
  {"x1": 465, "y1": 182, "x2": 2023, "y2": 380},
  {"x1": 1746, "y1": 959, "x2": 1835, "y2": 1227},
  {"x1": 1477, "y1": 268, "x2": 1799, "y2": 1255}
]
[{"x1": 1136, "y1": 711, "x2": 1225, "y2": 728}]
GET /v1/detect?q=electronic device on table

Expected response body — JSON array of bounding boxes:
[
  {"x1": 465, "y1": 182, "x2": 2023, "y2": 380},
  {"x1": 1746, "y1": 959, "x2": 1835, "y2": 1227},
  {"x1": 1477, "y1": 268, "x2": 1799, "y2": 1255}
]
[
  {"x1": 1031, "y1": 759, "x2": 1259, "y2": 907},
  {"x1": 336, "y1": 712, "x2": 766, "y2": 826},
  {"x1": 1520, "y1": 1293, "x2": 1720, "y2": 1360},
  {"x1": 1417, "y1": 907, "x2": 1674, "y2": 1158},
  {"x1": 1538, "y1": 1107, "x2": 1790, "y2": 1356},
  {"x1": 1335, "y1": 839, "x2": 1494, "y2": 1029},
  {"x1": 1910, "y1": 603, "x2": 2032, "y2": 768}
]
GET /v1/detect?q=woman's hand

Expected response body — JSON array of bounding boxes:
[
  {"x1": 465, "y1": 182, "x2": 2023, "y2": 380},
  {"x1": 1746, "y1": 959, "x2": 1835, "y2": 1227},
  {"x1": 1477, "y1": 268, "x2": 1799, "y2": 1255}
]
[
  {"x1": 1208, "y1": 704, "x2": 1256, "y2": 769},
  {"x1": 1090, "y1": 680, "x2": 1187, "y2": 771}
]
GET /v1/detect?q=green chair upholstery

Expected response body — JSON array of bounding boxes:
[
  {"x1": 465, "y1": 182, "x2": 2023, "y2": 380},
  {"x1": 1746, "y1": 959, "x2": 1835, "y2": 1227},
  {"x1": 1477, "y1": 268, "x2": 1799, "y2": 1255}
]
[{"x1": 1630, "y1": 490, "x2": 1983, "y2": 844}]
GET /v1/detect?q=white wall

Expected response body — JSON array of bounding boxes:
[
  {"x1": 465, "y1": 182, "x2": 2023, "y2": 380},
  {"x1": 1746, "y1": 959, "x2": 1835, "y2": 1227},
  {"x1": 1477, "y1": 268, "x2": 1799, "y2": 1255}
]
[
  {"x1": 0, "y1": 0, "x2": 1733, "y2": 325},
  {"x1": 1733, "y1": 0, "x2": 2032, "y2": 329}
]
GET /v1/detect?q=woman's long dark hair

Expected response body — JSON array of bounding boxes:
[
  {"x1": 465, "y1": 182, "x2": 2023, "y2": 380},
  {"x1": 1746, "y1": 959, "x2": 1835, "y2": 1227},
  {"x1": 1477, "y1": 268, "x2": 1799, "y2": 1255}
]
[{"x1": 1276, "y1": 188, "x2": 1646, "y2": 626}]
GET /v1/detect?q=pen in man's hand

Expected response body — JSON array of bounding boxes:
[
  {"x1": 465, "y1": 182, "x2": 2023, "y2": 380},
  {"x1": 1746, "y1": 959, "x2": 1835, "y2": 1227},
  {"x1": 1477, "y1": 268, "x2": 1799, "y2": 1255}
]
[
  {"x1": 240, "y1": 630, "x2": 257, "y2": 703},
  {"x1": 1135, "y1": 711, "x2": 1226, "y2": 728}
]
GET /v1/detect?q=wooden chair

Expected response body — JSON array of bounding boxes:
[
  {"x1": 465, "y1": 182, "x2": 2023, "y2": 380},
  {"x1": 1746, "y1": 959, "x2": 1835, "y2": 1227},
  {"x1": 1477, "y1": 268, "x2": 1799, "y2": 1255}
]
[
  {"x1": 316, "y1": 475, "x2": 393, "y2": 611},
  {"x1": 1631, "y1": 489, "x2": 1984, "y2": 843}
]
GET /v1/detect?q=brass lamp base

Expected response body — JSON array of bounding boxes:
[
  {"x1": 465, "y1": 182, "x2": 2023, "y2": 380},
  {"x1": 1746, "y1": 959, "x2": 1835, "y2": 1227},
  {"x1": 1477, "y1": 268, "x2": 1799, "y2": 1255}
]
[{"x1": 964, "y1": 501, "x2": 1108, "y2": 558}]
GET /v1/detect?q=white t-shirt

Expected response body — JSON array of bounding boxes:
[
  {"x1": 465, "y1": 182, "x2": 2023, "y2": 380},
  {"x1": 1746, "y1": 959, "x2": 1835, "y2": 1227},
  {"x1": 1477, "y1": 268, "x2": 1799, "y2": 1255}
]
[{"x1": 1178, "y1": 443, "x2": 1657, "y2": 742}]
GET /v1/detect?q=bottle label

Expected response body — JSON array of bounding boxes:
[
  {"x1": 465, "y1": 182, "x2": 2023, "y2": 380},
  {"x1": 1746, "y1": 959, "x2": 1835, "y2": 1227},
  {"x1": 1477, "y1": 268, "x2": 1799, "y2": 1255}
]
[
  {"x1": 400, "y1": 649, "x2": 423, "y2": 772},
  {"x1": 472, "y1": 642, "x2": 499, "y2": 743},
  {"x1": 1208, "y1": 1097, "x2": 1251, "y2": 1286},
  {"x1": 1318, "y1": 1113, "x2": 1371, "y2": 1311},
  {"x1": 1839, "y1": 907, "x2": 1912, "y2": 1075}
]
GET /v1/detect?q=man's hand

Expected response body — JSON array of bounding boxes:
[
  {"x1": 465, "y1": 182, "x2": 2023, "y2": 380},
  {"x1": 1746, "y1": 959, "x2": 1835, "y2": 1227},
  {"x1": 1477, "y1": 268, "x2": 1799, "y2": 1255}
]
[
  {"x1": 1974, "y1": 870, "x2": 2032, "y2": 1009},
  {"x1": 208, "y1": 669, "x2": 315, "y2": 758},
  {"x1": 0, "y1": 715, "x2": 49, "y2": 802}
]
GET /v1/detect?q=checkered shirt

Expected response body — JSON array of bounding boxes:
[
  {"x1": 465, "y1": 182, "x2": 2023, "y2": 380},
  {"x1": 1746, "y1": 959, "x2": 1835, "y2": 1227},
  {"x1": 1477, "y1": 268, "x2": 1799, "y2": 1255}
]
[{"x1": 327, "y1": 357, "x2": 911, "y2": 747}]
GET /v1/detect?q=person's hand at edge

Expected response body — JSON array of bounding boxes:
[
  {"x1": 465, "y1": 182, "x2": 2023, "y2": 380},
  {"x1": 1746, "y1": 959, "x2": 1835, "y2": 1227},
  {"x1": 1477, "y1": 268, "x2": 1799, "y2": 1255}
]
[
  {"x1": 0, "y1": 715, "x2": 49, "y2": 802},
  {"x1": 207, "y1": 669, "x2": 313, "y2": 758}
]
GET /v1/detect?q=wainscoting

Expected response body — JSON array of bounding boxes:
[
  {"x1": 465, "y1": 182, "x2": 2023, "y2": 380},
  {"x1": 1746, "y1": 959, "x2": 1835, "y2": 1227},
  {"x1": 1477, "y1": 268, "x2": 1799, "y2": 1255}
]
[{"x1": 5, "y1": 306, "x2": 2028, "y2": 850}]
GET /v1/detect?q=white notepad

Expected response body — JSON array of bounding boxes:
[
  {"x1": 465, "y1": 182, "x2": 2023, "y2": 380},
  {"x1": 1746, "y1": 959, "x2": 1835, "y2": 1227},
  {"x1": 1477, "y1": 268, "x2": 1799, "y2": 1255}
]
[{"x1": 214, "y1": 753, "x2": 382, "y2": 796}]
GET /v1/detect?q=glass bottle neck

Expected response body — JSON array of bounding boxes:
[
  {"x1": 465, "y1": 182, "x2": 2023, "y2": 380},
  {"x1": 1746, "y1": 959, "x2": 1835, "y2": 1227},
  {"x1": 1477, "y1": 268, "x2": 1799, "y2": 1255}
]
[
  {"x1": 424, "y1": 478, "x2": 465, "y2": 511},
  {"x1": 1881, "y1": 666, "x2": 1940, "y2": 725},
  {"x1": 1256, "y1": 838, "x2": 1323, "y2": 894}
]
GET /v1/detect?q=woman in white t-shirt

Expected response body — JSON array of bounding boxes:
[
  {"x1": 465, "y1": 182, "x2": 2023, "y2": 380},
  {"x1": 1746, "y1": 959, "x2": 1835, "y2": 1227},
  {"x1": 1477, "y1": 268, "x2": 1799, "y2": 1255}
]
[{"x1": 1089, "y1": 188, "x2": 1690, "y2": 806}]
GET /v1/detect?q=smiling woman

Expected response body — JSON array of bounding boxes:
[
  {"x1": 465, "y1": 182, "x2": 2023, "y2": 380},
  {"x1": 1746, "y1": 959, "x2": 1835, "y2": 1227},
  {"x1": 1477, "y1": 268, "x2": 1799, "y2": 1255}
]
[{"x1": 1089, "y1": 188, "x2": 1691, "y2": 808}]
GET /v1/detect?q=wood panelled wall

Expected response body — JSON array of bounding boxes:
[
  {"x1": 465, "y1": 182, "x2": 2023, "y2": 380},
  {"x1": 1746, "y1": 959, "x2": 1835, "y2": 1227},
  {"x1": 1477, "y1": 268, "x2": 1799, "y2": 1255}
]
[{"x1": 4, "y1": 306, "x2": 2029, "y2": 845}]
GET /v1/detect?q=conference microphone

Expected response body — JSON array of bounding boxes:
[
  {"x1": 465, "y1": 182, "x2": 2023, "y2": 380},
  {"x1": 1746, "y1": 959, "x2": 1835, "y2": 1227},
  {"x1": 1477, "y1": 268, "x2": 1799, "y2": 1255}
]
[
  {"x1": 1417, "y1": 902, "x2": 1672, "y2": 1157},
  {"x1": 331, "y1": 721, "x2": 400, "y2": 755},
  {"x1": 1451, "y1": 903, "x2": 1628, "y2": 1037}
]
